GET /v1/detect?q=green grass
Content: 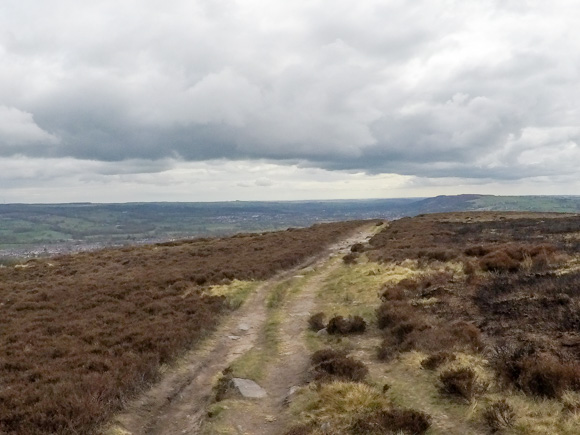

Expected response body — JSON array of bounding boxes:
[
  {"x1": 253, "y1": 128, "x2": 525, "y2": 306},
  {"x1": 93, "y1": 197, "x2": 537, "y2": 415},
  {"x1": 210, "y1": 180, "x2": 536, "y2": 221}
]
[
  {"x1": 317, "y1": 256, "x2": 420, "y2": 321},
  {"x1": 267, "y1": 274, "x2": 309, "y2": 309},
  {"x1": 229, "y1": 276, "x2": 304, "y2": 380},
  {"x1": 229, "y1": 274, "x2": 311, "y2": 380},
  {"x1": 288, "y1": 381, "x2": 392, "y2": 432},
  {"x1": 229, "y1": 312, "x2": 281, "y2": 381},
  {"x1": 202, "y1": 399, "x2": 254, "y2": 435},
  {"x1": 209, "y1": 280, "x2": 260, "y2": 310},
  {"x1": 472, "y1": 196, "x2": 580, "y2": 213},
  {"x1": 267, "y1": 280, "x2": 294, "y2": 309}
]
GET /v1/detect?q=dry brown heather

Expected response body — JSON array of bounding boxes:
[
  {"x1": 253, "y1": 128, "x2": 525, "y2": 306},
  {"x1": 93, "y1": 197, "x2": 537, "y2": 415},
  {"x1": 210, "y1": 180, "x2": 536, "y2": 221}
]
[
  {"x1": 365, "y1": 212, "x2": 580, "y2": 402},
  {"x1": 0, "y1": 220, "x2": 367, "y2": 435}
]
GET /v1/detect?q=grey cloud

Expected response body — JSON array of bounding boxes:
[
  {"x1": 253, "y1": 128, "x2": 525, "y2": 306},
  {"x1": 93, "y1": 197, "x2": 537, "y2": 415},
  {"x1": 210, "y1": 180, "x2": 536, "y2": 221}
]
[
  {"x1": 0, "y1": 106, "x2": 59, "y2": 146},
  {"x1": 0, "y1": 0, "x2": 579, "y2": 183}
]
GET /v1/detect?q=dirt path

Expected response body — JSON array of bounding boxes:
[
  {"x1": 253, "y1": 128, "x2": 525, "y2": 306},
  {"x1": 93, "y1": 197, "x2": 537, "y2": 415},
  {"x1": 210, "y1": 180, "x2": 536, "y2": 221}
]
[
  {"x1": 109, "y1": 225, "x2": 375, "y2": 435},
  {"x1": 209, "y1": 229, "x2": 374, "y2": 435}
]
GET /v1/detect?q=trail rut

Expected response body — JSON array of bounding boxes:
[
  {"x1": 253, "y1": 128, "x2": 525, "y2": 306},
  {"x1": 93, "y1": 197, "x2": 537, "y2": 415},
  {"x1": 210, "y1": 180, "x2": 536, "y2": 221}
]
[{"x1": 110, "y1": 226, "x2": 374, "y2": 435}]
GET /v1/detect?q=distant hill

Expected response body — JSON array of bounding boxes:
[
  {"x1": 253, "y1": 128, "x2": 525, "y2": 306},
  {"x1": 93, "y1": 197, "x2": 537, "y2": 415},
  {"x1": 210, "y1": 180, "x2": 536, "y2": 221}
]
[{"x1": 402, "y1": 194, "x2": 580, "y2": 214}]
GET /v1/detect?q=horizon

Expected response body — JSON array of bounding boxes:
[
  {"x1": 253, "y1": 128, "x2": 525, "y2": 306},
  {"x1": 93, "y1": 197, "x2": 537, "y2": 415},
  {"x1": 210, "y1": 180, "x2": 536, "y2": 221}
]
[{"x1": 2, "y1": 193, "x2": 580, "y2": 207}]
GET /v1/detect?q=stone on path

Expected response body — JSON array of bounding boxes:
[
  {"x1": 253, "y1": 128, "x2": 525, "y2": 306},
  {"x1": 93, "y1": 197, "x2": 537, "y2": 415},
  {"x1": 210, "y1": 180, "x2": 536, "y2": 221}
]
[
  {"x1": 238, "y1": 323, "x2": 250, "y2": 332},
  {"x1": 232, "y1": 378, "x2": 267, "y2": 399}
]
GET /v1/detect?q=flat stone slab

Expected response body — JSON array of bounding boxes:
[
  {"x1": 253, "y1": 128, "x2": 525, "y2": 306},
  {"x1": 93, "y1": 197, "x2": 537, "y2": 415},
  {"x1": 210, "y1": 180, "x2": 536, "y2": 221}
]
[{"x1": 232, "y1": 378, "x2": 267, "y2": 399}]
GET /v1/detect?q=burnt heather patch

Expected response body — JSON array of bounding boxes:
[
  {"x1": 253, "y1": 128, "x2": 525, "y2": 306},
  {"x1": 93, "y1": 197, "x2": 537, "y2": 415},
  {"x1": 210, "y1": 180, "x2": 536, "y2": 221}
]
[{"x1": 366, "y1": 212, "x2": 580, "y2": 405}]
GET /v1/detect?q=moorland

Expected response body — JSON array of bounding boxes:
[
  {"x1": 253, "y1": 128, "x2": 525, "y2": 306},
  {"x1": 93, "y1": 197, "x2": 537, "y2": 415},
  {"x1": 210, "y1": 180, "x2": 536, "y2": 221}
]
[
  {"x1": 198, "y1": 211, "x2": 580, "y2": 435},
  {"x1": 0, "y1": 220, "x2": 366, "y2": 434},
  {"x1": 2, "y1": 209, "x2": 580, "y2": 434}
]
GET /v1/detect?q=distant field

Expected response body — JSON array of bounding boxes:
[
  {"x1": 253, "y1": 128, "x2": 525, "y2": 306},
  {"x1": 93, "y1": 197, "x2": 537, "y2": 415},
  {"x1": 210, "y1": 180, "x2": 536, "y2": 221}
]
[
  {"x1": 0, "y1": 200, "x2": 412, "y2": 258},
  {"x1": 1, "y1": 195, "x2": 579, "y2": 260},
  {"x1": 471, "y1": 195, "x2": 580, "y2": 212}
]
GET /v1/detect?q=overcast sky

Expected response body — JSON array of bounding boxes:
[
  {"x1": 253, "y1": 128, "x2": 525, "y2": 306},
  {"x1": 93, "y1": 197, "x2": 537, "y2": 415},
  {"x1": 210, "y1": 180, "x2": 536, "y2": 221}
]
[{"x1": 1, "y1": 0, "x2": 579, "y2": 203}]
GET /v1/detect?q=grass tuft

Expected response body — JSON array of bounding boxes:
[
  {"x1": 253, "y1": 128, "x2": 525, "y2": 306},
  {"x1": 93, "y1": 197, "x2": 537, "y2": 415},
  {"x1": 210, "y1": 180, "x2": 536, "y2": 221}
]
[
  {"x1": 482, "y1": 399, "x2": 516, "y2": 432},
  {"x1": 439, "y1": 367, "x2": 487, "y2": 402},
  {"x1": 311, "y1": 349, "x2": 368, "y2": 383}
]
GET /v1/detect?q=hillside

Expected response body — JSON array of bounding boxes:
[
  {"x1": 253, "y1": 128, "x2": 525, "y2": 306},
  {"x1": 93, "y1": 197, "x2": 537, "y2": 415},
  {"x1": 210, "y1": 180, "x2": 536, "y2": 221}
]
[
  {"x1": 404, "y1": 194, "x2": 580, "y2": 214},
  {"x1": 2, "y1": 211, "x2": 580, "y2": 434},
  {"x1": 0, "y1": 220, "x2": 367, "y2": 434},
  {"x1": 188, "y1": 211, "x2": 580, "y2": 435}
]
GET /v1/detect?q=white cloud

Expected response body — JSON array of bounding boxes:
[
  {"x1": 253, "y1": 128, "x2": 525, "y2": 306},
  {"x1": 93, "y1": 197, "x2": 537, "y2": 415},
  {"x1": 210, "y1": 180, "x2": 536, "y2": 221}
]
[{"x1": 0, "y1": 106, "x2": 59, "y2": 147}]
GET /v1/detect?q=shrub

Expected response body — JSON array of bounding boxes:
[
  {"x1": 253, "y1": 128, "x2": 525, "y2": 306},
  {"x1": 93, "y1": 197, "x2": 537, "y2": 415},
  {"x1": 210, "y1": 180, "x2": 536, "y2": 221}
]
[
  {"x1": 490, "y1": 344, "x2": 580, "y2": 398},
  {"x1": 463, "y1": 260, "x2": 477, "y2": 282},
  {"x1": 421, "y1": 352, "x2": 456, "y2": 370},
  {"x1": 342, "y1": 253, "x2": 358, "y2": 264},
  {"x1": 214, "y1": 367, "x2": 233, "y2": 402},
  {"x1": 420, "y1": 249, "x2": 456, "y2": 262},
  {"x1": 311, "y1": 349, "x2": 368, "y2": 382},
  {"x1": 490, "y1": 343, "x2": 535, "y2": 388},
  {"x1": 483, "y1": 400, "x2": 516, "y2": 432},
  {"x1": 308, "y1": 312, "x2": 326, "y2": 332},
  {"x1": 350, "y1": 243, "x2": 365, "y2": 253},
  {"x1": 377, "y1": 335, "x2": 398, "y2": 361},
  {"x1": 439, "y1": 367, "x2": 484, "y2": 401},
  {"x1": 380, "y1": 285, "x2": 406, "y2": 301},
  {"x1": 475, "y1": 275, "x2": 514, "y2": 304},
  {"x1": 376, "y1": 302, "x2": 415, "y2": 329},
  {"x1": 397, "y1": 277, "x2": 421, "y2": 291},
  {"x1": 347, "y1": 316, "x2": 367, "y2": 334},
  {"x1": 465, "y1": 245, "x2": 492, "y2": 257},
  {"x1": 327, "y1": 315, "x2": 367, "y2": 335},
  {"x1": 479, "y1": 251, "x2": 520, "y2": 273},
  {"x1": 450, "y1": 321, "x2": 484, "y2": 352},
  {"x1": 350, "y1": 408, "x2": 431, "y2": 434},
  {"x1": 284, "y1": 424, "x2": 313, "y2": 435},
  {"x1": 311, "y1": 348, "x2": 348, "y2": 365},
  {"x1": 392, "y1": 321, "x2": 420, "y2": 345},
  {"x1": 518, "y1": 357, "x2": 580, "y2": 398},
  {"x1": 531, "y1": 250, "x2": 551, "y2": 272}
]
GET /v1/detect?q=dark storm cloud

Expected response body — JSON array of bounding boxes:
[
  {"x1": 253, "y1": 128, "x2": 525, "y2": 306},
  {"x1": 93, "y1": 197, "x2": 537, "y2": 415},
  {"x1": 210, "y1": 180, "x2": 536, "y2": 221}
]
[{"x1": 1, "y1": 0, "x2": 579, "y2": 182}]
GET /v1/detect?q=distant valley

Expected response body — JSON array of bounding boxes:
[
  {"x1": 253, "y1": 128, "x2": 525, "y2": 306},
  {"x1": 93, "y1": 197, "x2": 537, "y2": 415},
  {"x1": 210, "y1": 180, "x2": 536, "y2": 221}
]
[{"x1": 1, "y1": 194, "x2": 579, "y2": 260}]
